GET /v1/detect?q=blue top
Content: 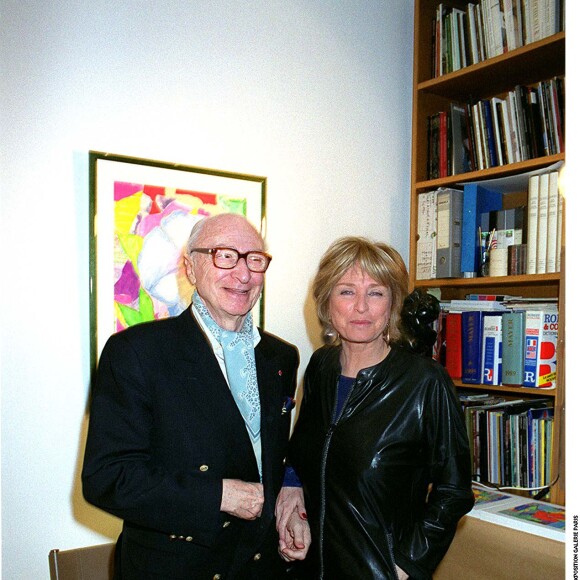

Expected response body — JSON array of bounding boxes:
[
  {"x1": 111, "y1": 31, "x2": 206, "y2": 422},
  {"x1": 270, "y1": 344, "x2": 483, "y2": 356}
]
[{"x1": 283, "y1": 375, "x2": 355, "y2": 487}]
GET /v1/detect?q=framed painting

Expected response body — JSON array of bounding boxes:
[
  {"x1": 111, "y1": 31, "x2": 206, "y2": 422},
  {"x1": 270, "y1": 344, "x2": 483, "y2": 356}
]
[{"x1": 89, "y1": 151, "x2": 266, "y2": 371}]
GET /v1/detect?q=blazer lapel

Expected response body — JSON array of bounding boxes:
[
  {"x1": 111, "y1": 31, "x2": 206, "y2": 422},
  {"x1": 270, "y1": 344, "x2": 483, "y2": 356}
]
[
  {"x1": 255, "y1": 335, "x2": 286, "y2": 509},
  {"x1": 174, "y1": 309, "x2": 259, "y2": 479}
]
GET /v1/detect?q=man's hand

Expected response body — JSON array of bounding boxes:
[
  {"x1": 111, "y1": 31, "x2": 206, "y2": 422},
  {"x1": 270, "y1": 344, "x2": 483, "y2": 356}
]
[
  {"x1": 278, "y1": 509, "x2": 311, "y2": 562},
  {"x1": 221, "y1": 479, "x2": 264, "y2": 520}
]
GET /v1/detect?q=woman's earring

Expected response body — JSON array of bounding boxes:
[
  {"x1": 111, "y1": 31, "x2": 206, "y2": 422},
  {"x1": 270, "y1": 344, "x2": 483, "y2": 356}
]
[{"x1": 323, "y1": 325, "x2": 338, "y2": 345}]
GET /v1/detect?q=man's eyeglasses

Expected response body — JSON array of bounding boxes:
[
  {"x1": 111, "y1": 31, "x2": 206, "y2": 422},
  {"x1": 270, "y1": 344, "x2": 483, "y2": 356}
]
[{"x1": 190, "y1": 247, "x2": 272, "y2": 273}]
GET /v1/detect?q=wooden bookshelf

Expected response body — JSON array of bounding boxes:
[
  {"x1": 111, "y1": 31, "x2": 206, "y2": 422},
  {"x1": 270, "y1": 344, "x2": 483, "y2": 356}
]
[{"x1": 409, "y1": 1, "x2": 565, "y2": 505}]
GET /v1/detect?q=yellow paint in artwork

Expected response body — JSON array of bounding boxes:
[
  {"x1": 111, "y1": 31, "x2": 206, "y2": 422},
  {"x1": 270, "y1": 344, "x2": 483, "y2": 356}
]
[
  {"x1": 197, "y1": 203, "x2": 225, "y2": 217},
  {"x1": 115, "y1": 191, "x2": 143, "y2": 235},
  {"x1": 117, "y1": 233, "x2": 144, "y2": 273},
  {"x1": 173, "y1": 194, "x2": 204, "y2": 212},
  {"x1": 114, "y1": 301, "x2": 127, "y2": 328}
]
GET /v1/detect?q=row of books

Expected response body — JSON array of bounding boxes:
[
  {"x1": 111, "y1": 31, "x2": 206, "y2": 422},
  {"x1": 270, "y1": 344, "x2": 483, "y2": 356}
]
[
  {"x1": 460, "y1": 393, "x2": 554, "y2": 490},
  {"x1": 426, "y1": 77, "x2": 564, "y2": 179},
  {"x1": 435, "y1": 300, "x2": 558, "y2": 388},
  {"x1": 432, "y1": 1, "x2": 565, "y2": 77},
  {"x1": 416, "y1": 170, "x2": 563, "y2": 279}
]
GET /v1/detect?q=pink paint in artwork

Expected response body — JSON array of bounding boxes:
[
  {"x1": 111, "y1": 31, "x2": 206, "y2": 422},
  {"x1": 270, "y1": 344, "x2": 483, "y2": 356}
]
[
  {"x1": 114, "y1": 182, "x2": 144, "y2": 201},
  {"x1": 114, "y1": 261, "x2": 140, "y2": 305},
  {"x1": 136, "y1": 200, "x2": 192, "y2": 238}
]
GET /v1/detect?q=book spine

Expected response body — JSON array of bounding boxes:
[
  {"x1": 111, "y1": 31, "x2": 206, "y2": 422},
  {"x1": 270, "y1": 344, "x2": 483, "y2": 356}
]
[
  {"x1": 445, "y1": 312, "x2": 463, "y2": 379},
  {"x1": 556, "y1": 181, "x2": 563, "y2": 272},
  {"x1": 467, "y1": 3, "x2": 480, "y2": 64},
  {"x1": 523, "y1": 310, "x2": 558, "y2": 388},
  {"x1": 436, "y1": 188, "x2": 463, "y2": 278},
  {"x1": 491, "y1": 97, "x2": 505, "y2": 166},
  {"x1": 460, "y1": 183, "x2": 479, "y2": 275},
  {"x1": 523, "y1": 309, "x2": 542, "y2": 387},
  {"x1": 482, "y1": 314, "x2": 503, "y2": 385},
  {"x1": 439, "y1": 111, "x2": 448, "y2": 178},
  {"x1": 526, "y1": 174, "x2": 539, "y2": 274},
  {"x1": 535, "y1": 172, "x2": 549, "y2": 274},
  {"x1": 483, "y1": 99, "x2": 498, "y2": 167},
  {"x1": 501, "y1": 310, "x2": 525, "y2": 385},
  {"x1": 462, "y1": 310, "x2": 484, "y2": 383},
  {"x1": 416, "y1": 191, "x2": 438, "y2": 280},
  {"x1": 546, "y1": 171, "x2": 559, "y2": 273}
]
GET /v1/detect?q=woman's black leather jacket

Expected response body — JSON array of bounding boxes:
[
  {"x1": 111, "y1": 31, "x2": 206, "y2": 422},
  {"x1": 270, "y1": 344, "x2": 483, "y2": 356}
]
[{"x1": 289, "y1": 344, "x2": 474, "y2": 579}]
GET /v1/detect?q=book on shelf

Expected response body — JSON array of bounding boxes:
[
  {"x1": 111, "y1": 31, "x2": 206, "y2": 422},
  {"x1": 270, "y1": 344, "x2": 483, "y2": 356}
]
[
  {"x1": 482, "y1": 99, "x2": 498, "y2": 168},
  {"x1": 526, "y1": 174, "x2": 539, "y2": 274},
  {"x1": 466, "y1": 3, "x2": 480, "y2": 65},
  {"x1": 535, "y1": 172, "x2": 549, "y2": 273},
  {"x1": 439, "y1": 110, "x2": 448, "y2": 178},
  {"x1": 546, "y1": 171, "x2": 559, "y2": 273},
  {"x1": 416, "y1": 190, "x2": 438, "y2": 280},
  {"x1": 449, "y1": 102, "x2": 473, "y2": 175},
  {"x1": 466, "y1": 294, "x2": 523, "y2": 301},
  {"x1": 443, "y1": 299, "x2": 508, "y2": 311},
  {"x1": 501, "y1": 310, "x2": 525, "y2": 385},
  {"x1": 427, "y1": 113, "x2": 440, "y2": 179},
  {"x1": 502, "y1": 0, "x2": 523, "y2": 52},
  {"x1": 556, "y1": 177, "x2": 563, "y2": 272},
  {"x1": 526, "y1": 85, "x2": 545, "y2": 159},
  {"x1": 436, "y1": 188, "x2": 463, "y2": 278},
  {"x1": 433, "y1": 310, "x2": 448, "y2": 366},
  {"x1": 523, "y1": 308, "x2": 558, "y2": 388},
  {"x1": 482, "y1": 313, "x2": 503, "y2": 385},
  {"x1": 444, "y1": 311, "x2": 462, "y2": 379},
  {"x1": 460, "y1": 183, "x2": 503, "y2": 277},
  {"x1": 494, "y1": 206, "x2": 525, "y2": 250},
  {"x1": 461, "y1": 310, "x2": 483, "y2": 384}
]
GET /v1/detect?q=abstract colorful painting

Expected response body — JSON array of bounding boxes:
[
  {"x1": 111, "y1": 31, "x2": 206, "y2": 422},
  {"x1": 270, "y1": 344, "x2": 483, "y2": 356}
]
[
  {"x1": 498, "y1": 502, "x2": 565, "y2": 529},
  {"x1": 89, "y1": 152, "x2": 266, "y2": 370},
  {"x1": 472, "y1": 488, "x2": 511, "y2": 506},
  {"x1": 112, "y1": 181, "x2": 248, "y2": 330}
]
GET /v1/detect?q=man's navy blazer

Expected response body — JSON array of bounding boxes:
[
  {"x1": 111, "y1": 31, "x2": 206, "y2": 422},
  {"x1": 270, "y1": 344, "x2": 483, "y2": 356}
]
[{"x1": 82, "y1": 306, "x2": 299, "y2": 578}]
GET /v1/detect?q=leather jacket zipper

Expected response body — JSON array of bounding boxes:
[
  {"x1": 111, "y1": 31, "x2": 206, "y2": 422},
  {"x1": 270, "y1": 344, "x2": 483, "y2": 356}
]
[
  {"x1": 386, "y1": 528, "x2": 398, "y2": 578},
  {"x1": 318, "y1": 376, "x2": 358, "y2": 579}
]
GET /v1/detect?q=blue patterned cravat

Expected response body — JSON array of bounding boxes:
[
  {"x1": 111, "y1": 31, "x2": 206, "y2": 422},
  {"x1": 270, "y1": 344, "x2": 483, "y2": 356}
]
[{"x1": 192, "y1": 291, "x2": 261, "y2": 466}]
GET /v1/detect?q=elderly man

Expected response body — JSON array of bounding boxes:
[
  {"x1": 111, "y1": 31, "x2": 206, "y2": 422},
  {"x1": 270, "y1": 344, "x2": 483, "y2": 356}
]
[{"x1": 83, "y1": 213, "x2": 308, "y2": 579}]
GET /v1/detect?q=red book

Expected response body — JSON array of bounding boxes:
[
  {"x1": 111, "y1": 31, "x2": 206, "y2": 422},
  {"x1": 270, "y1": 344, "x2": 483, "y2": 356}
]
[{"x1": 445, "y1": 312, "x2": 462, "y2": 379}]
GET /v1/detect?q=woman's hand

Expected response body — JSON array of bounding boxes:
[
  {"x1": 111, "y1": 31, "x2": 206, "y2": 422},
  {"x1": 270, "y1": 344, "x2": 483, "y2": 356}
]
[
  {"x1": 275, "y1": 487, "x2": 310, "y2": 561},
  {"x1": 275, "y1": 486, "x2": 306, "y2": 535},
  {"x1": 278, "y1": 508, "x2": 311, "y2": 562}
]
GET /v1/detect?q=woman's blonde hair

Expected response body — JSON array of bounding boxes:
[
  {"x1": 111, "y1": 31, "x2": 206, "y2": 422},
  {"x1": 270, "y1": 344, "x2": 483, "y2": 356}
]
[{"x1": 312, "y1": 236, "x2": 409, "y2": 343}]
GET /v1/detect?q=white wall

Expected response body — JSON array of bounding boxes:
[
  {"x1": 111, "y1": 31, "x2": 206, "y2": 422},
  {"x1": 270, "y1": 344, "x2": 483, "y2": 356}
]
[{"x1": 0, "y1": 1, "x2": 414, "y2": 577}]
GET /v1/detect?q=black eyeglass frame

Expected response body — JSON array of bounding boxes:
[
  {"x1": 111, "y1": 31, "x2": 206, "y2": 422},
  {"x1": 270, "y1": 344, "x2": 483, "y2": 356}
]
[{"x1": 190, "y1": 247, "x2": 272, "y2": 272}]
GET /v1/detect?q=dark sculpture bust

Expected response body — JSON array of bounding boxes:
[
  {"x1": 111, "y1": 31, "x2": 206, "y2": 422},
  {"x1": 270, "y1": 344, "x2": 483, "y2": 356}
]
[{"x1": 400, "y1": 289, "x2": 440, "y2": 357}]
